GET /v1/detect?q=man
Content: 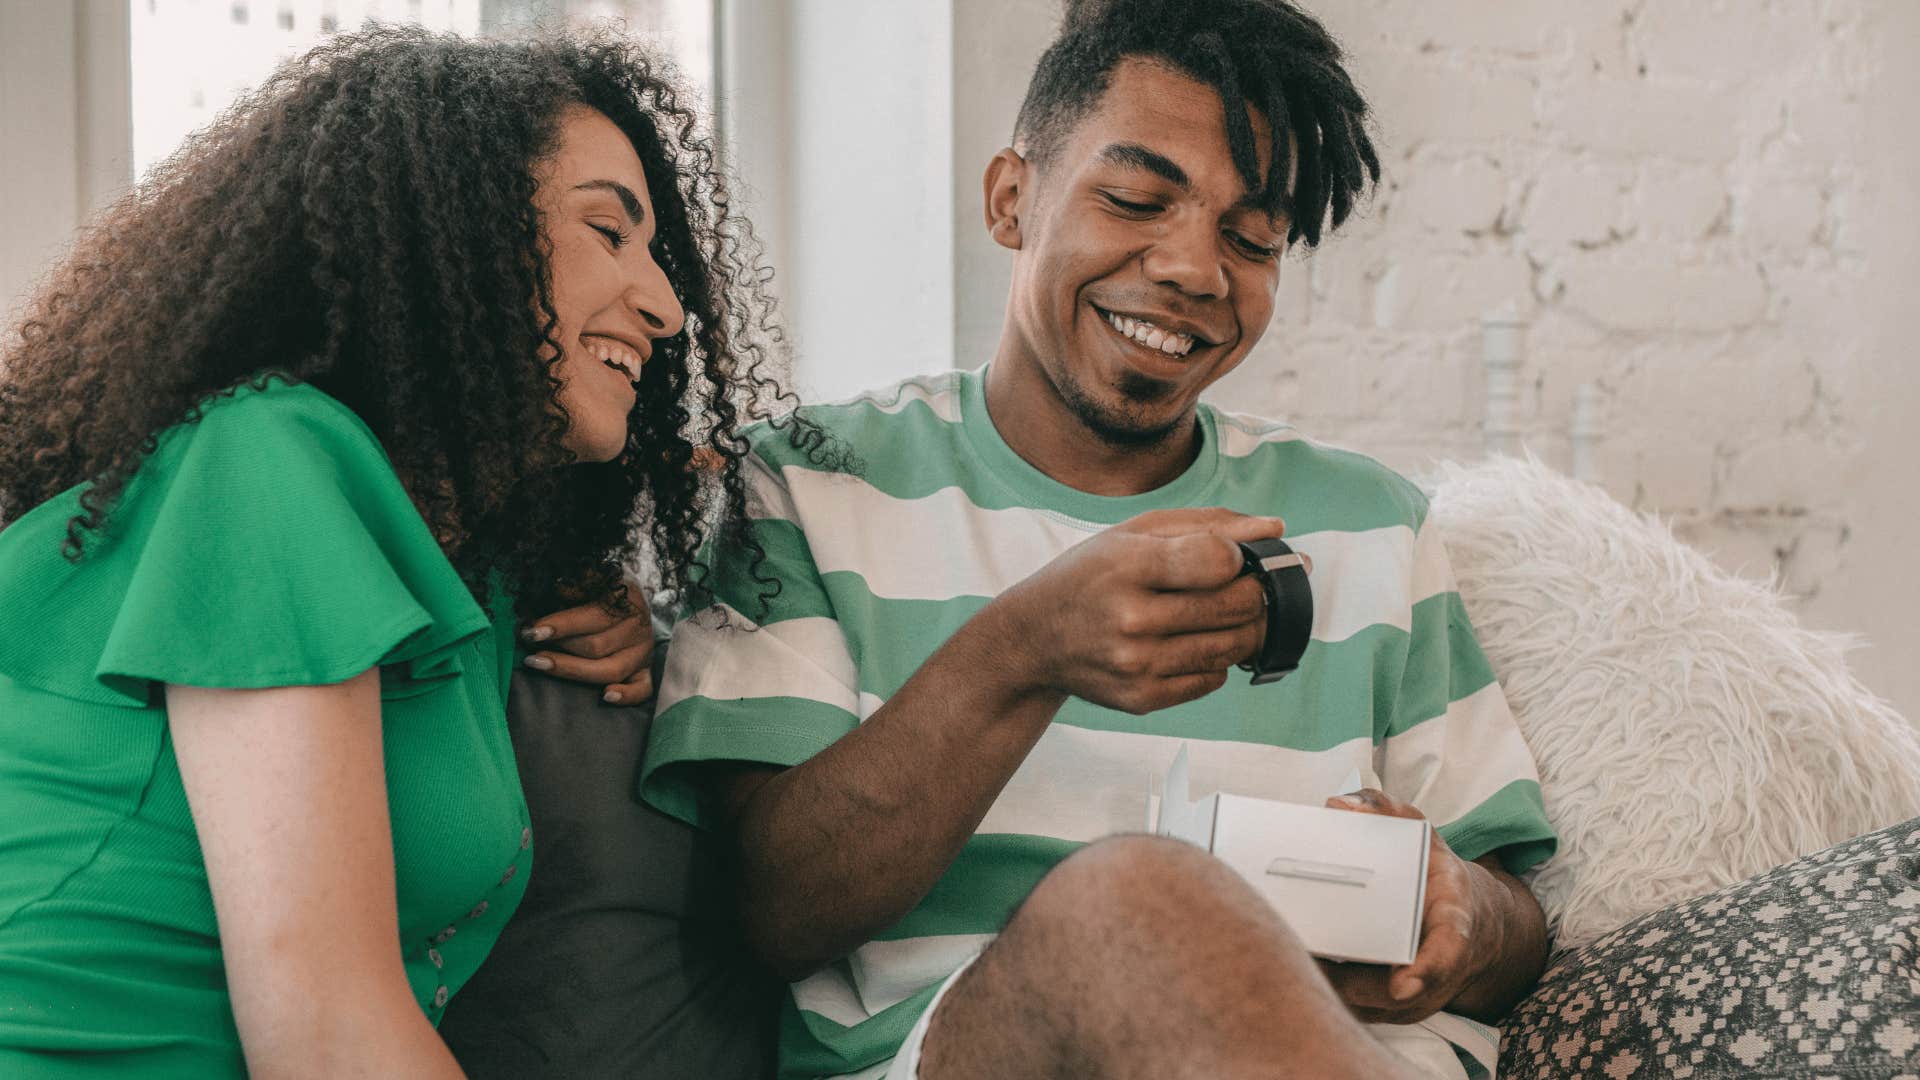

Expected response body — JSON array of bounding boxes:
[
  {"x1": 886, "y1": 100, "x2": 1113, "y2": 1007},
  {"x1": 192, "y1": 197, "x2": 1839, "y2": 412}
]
[{"x1": 642, "y1": 1, "x2": 1557, "y2": 1077}]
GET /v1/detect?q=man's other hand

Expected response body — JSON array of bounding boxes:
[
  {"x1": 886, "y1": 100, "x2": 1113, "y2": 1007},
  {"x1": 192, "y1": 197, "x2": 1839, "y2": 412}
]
[
  {"x1": 520, "y1": 582, "x2": 656, "y2": 705},
  {"x1": 1315, "y1": 788, "x2": 1499, "y2": 1025},
  {"x1": 992, "y1": 507, "x2": 1288, "y2": 715}
]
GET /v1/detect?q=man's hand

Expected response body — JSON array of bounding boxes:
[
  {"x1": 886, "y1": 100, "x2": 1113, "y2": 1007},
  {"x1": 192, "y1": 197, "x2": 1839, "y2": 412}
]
[
  {"x1": 989, "y1": 508, "x2": 1288, "y2": 715},
  {"x1": 521, "y1": 582, "x2": 657, "y2": 705},
  {"x1": 1315, "y1": 788, "x2": 1502, "y2": 1025}
]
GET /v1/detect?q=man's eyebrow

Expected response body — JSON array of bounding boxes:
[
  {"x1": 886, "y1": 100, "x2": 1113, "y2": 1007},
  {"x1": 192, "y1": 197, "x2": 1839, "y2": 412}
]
[
  {"x1": 1229, "y1": 196, "x2": 1289, "y2": 230},
  {"x1": 1095, "y1": 142, "x2": 1190, "y2": 190},
  {"x1": 572, "y1": 179, "x2": 645, "y2": 225}
]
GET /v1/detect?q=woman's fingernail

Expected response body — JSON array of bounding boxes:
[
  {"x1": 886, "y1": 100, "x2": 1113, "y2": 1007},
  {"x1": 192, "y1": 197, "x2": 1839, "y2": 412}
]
[
  {"x1": 522, "y1": 626, "x2": 553, "y2": 643},
  {"x1": 523, "y1": 655, "x2": 553, "y2": 671},
  {"x1": 603, "y1": 689, "x2": 623, "y2": 704}
]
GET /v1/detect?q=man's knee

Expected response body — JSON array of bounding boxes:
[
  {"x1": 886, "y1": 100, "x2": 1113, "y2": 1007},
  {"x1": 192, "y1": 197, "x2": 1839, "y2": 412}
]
[
  {"x1": 1018, "y1": 834, "x2": 1282, "y2": 939},
  {"x1": 940, "y1": 836, "x2": 1356, "y2": 1079}
]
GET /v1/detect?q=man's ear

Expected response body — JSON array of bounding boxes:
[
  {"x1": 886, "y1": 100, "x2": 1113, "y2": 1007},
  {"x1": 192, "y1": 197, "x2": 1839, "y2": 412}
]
[{"x1": 983, "y1": 147, "x2": 1027, "y2": 251}]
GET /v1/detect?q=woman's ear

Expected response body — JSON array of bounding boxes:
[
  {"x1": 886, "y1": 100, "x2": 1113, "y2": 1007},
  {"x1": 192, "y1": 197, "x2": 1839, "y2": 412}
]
[{"x1": 982, "y1": 147, "x2": 1027, "y2": 251}]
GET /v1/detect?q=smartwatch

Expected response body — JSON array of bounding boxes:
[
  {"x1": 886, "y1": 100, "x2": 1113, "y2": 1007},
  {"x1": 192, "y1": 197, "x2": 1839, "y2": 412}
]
[{"x1": 1236, "y1": 537, "x2": 1313, "y2": 685}]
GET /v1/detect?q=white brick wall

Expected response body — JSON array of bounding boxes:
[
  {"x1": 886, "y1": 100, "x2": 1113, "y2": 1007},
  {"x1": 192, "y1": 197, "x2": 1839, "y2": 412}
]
[
  {"x1": 938, "y1": 1, "x2": 1916, "y2": 719},
  {"x1": 1201, "y1": 0, "x2": 1919, "y2": 718}
]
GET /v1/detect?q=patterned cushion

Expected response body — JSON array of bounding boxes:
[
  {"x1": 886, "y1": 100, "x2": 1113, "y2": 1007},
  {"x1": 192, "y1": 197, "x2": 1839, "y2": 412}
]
[{"x1": 1501, "y1": 816, "x2": 1920, "y2": 1079}]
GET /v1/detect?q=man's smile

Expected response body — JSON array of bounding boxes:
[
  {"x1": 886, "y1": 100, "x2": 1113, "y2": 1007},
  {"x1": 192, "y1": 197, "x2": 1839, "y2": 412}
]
[
  {"x1": 1101, "y1": 309, "x2": 1194, "y2": 357},
  {"x1": 1090, "y1": 303, "x2": 1227, "y2": 377}
]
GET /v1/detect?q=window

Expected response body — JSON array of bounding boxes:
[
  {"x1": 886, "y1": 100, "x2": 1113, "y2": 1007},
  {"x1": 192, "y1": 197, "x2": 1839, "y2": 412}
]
[{"x1": 130, "y1": 0, "x2": 715, "y2": 180}]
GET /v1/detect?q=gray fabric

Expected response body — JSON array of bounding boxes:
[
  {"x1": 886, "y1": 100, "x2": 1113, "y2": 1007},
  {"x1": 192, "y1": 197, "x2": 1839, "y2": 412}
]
[
  {"x1": 439, "y1": 662, "x2": 780, "y2": 1080},
  {"x1": 1501, "y1": 816, "x2": 1920, "y2": 1079}
]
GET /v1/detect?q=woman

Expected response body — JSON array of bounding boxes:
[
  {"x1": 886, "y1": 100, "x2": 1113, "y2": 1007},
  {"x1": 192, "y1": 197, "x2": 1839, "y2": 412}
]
[{"x1": 0, "y1": 28, "x2": 807, "y2": 1078}]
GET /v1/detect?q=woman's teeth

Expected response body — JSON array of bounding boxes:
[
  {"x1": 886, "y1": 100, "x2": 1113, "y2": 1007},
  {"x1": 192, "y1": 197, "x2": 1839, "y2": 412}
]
[
  {"x1": 1103, "y1": 310, "x2": 1196, "y2": 357},
  {"x1": 584, "y1": 335, "x2": 643, "y2": 381}
]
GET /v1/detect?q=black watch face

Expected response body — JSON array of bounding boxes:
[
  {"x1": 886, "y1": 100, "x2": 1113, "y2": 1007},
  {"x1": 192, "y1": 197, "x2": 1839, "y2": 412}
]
[{"x1": 1238, "y1": 538, "x2": 1312, "y2": 684}]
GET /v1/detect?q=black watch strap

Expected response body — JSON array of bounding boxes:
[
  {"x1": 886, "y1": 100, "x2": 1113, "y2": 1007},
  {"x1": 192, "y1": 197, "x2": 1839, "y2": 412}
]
[{"x1": 1236, "y1": 537, "x2": 1313, "y2": 685}]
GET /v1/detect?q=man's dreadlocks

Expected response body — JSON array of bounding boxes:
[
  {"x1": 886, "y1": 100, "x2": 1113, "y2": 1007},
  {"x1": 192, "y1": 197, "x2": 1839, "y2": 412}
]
[{"x1": 1014, "y1": 0, "x2": 1380, "y2": 246}]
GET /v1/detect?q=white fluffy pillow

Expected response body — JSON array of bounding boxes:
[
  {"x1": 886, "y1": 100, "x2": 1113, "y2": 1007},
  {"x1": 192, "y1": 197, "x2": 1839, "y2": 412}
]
[{"x1": 1424, "y1": 456, "x2": 1920, "y2": 953}]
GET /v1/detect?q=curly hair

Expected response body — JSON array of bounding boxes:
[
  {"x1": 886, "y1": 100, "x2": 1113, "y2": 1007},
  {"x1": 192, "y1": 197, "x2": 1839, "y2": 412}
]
[
  {"x1": 0, "y1": 26, "x2": 825, "y2": 619},
  {"x1": 1014, "y1": 0, "x2": 1380, "y2": 247}
]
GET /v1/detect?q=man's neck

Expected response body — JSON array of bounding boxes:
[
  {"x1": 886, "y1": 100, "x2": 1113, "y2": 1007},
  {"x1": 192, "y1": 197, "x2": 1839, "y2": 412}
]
[{"x1": 981, "y1": 353, "x2": 1202, "y2": 498}]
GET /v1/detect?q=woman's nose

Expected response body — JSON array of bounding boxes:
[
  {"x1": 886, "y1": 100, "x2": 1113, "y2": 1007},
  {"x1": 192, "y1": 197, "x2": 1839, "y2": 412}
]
[{"x1": 631, "y1": 256, "x2": 686, "y2": 340}]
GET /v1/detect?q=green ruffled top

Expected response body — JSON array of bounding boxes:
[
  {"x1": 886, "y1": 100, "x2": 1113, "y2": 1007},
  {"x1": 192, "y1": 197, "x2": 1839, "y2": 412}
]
[{"x1": 0, "y1": 377, "x2": 532, "y2": 1078}]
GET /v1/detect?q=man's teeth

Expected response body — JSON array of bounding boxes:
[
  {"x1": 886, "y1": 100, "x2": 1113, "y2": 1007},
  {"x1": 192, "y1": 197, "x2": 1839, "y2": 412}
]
[
  {"x1": 1103, "y1": 311, "x2": 1196, "y2": 357},
  {"x1": 584, "y1": 335, "x2": 642, "y2": 380}
]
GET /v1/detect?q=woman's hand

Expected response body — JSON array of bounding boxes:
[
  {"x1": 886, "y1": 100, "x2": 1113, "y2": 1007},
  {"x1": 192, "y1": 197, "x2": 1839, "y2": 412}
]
[{"x1": 520, "y1": 582, "x2": 658, "y2": 705}]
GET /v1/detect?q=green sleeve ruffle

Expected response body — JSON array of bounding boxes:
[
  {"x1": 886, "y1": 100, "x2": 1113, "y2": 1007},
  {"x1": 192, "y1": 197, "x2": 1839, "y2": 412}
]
[{"x1": 0, "y1": 378, "x2": 489, "y2": 708}]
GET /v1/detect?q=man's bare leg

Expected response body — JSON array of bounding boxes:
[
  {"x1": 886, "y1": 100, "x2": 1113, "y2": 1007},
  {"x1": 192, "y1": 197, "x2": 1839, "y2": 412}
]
[{"x1": 916, "y1": 835, "x2": 1423, "y2": 1080}]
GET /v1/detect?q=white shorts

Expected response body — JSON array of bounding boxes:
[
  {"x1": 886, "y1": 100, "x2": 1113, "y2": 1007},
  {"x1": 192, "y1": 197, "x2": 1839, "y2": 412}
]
[
  {"x1": 869, "y1": 954, "x2": 1494, "y2": 1080},
  {"x1": 881, "y1": 952, "x2": 981, "y2": 1080}
]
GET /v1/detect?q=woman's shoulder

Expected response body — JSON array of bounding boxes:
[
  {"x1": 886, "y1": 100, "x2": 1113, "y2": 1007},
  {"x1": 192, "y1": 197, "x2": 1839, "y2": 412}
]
[
  {"x1": 123, "y1": 373, "x2": 425, "y2": 540},
  {"x1": 159, "y1": 373, "x2": 392, "y2": 472},
  {"x1": 1, "y1": 375, "x2": 400, "y2": 559},
  {"x1": 0, "y1": 373, "x2": 487, "y2": 706}
]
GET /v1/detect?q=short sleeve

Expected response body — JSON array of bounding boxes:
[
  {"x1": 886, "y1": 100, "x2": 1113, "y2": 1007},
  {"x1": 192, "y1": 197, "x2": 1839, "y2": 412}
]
[
  {"x1": 1374, "y1": 515, "x2": 1558, "y2": 875},
  {"x1": 0, "y1": 380, "x2": 488, "y2": 708},
  {"x1": 639, "y1": 447, "x2": 860, "y2": 828}
]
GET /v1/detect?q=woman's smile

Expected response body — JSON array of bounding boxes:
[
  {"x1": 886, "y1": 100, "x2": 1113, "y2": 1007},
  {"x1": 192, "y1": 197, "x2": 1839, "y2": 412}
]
[{"x1": 581, "y1": 333, "x2": 645, "y2": 382}]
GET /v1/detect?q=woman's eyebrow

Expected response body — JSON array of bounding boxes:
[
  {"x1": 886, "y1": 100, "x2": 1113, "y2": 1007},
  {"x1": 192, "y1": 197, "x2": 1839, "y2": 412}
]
[{"x1": 572, "y1": 179, "x2": 645, "y2": 225}]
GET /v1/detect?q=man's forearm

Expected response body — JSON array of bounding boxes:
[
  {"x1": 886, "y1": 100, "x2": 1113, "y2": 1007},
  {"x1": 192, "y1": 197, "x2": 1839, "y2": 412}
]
[
  {"x1": 723, "y1": 512, "x2": 1278, "y2": 981},
  {"x1": 733, "y1": 603, "x2": 1067, "y2": 981},
  {"x1": 1450, "y1": 857, "x2": 1549, "y2": 1022}
]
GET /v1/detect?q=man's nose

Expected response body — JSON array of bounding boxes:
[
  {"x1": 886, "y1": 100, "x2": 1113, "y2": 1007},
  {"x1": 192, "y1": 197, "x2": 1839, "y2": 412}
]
[{"x1": 1140, "y1": 220, "x2": 1229, "y2": 299}]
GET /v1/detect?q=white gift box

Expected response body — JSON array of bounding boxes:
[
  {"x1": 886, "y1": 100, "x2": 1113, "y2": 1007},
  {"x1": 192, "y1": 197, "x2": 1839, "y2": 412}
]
[{"x1": 1147, "y1": 745, "x2": 1429, "y2": 966}]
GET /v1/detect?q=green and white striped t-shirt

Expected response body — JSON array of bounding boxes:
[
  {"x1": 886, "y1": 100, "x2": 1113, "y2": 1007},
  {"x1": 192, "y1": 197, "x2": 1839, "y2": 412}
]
[{"x1": 642, "y1": 367, "x2": 1556, "y2": 1080}]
